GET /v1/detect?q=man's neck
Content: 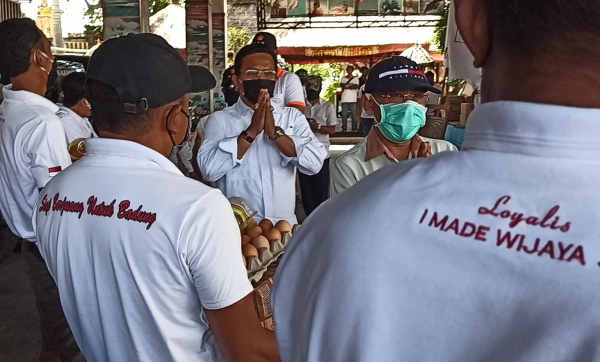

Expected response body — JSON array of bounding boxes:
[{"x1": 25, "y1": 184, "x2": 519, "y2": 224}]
[
  {"x1": 482, "y1": 54, "x2": 600, "y2": 108},
  {"x1": 376, "y1": 128, "x2": 411, "y2": 160},
  {"x1": 241, "y1": 96, "x2": 257, "y2": 110},
  {"x1": 11, "y1": 73, "x2": 45, "y2": 96},
  {"x1": 308, "y1": 98, "x2": 319, "y2": 106}
]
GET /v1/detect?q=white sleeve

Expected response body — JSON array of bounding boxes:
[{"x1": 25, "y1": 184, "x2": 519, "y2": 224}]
[
  {"x1": 197, "y1": 115, "x2": 243, "y2": 182},
  {"x1": 284, "y1": 73, "x2": 306, "y2": 108},
  {"x1": 26, "y1": 117, "x2": 72, "y2": 188},
  {"x1": 182, "y1": 191, "x2": 253, "y2": 310},
  {"x1": 281, "y1": 110, "x2": 327, "y2": 176}
]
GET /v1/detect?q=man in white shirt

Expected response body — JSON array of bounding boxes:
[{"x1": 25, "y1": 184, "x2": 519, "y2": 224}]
[
  {"x1": 34, "y1": 34, "x2": 280, "y2": 362},
  {"x1": 330, "y1": 56, "x2": 457, "y2": 196},
  {"x1": 198, "y1": 43, "x2": 327, "y2": 223},
  {"x1": 252, "y1": 32, "x2": 306, "y2": 113},
  {"x1": 299, "y1": 75, "x2": 336, "y2": 215},
  {"x1": 273, "y1": 1, "x2": 600, "y2": 361},
  {"x1": 56, "y1": 71, "x2": 97, "y2": 144},
  {"x1": 0, "y1": 18, "x2": 77, "y2": 362},
  {"x1": 339, "y1": 64, "x2": 360, "y2": 132}
]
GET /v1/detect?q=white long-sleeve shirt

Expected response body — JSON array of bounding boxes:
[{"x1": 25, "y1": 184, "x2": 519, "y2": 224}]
[
  {"x1": 56, "y1": 106, "x2": 97, "y2": 144},
  {"x1": 198, "y1": 99, "x2": 327, "y2": 223}
]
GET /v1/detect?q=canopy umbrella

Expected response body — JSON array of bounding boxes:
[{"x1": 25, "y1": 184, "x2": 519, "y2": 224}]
[{"x1": 400, "y1": 44, "x2": 434, "y2": 64}]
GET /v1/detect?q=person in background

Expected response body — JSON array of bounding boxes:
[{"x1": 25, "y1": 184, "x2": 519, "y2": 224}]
[
  {"x1": 299, "y1": 75, "x2": 336, "y2": 215},
  {"x1": 274, "y1": 1, "x2": 600, "y2": 361},
  {"x1": 198, "y1": 44, "x2": 327, "y2": 223},
  {"x1": 295, "y1": 68, "x2": 308, "y2": 101},
  {"x1": 0, "y1": 18, "x2": 77, "y2": 362},
  {"x1": 425, "y1": 70, "x2": 442, "y2": 116},
  {"x1": 222, "y1": 66, "x2": 239, "y2": 107},
  {"x1": 34, "y1": 33, "x2": 280, "y2": 362},
  {"x1": 357, "y1": 83, "x2": 376, "y2": 136},
  {"x1": 252, "y1": 32, "x2": 306, "y2": 113},
  {"x1": 359, "y1": 65, "x2": 369, "y2": 87},
  {"x1": 57, "y1": 71, "x2": 97, "y2": 144},
  {"x1": 330, "y1": 56, "x2": 457, "y2": 196},
  {"x1": 339, "y1": 64, "x2": 360, "y2": 132}
]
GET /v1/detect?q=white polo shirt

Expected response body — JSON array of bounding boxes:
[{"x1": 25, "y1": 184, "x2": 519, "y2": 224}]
[
  {"x1": 198, "y1": 98, "x2": 327, "y2": 223},
  {"x1": 0, "y1": 85, "x2": 71, "y2": 241},
  {"x1": 274, "y1": 101, "x2": 600, "y2": 362},
  {"x1": 271, "y1": 69, "x2": 306, "y2": 110},
  {"x1": 56, "y1": 105, "x2": 97, "y2": 143},
  {"x1": 305, "y1": 98, "x2": 337, "y2": 157},
  {"x1": 34, "y1": 138, "x2": 252, "y2": 362}
]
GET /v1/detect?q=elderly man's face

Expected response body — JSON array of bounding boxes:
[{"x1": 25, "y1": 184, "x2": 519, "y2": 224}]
[{"x1": 365, "y1": 90, "x2": 426, "y2": 122}]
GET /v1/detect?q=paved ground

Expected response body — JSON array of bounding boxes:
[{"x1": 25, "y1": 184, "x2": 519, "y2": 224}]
[{"x1": 0, "y1": 225, "x2": 40, "y2": 362}]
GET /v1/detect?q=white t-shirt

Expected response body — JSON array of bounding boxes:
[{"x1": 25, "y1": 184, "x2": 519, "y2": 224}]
[
  {"x1": 56, "y1": 106, "x2": 97, "y2": 143},
  {"x1": 305, "y1": 98, "x2": 337, "y2": 156},
  {"x1": 274, "y1": 101, "x2": 600, "y2": 362},
  {"x1": 34, "y1": 138, "x2": 253, "y2": 362},
  {"x1": 340, "y1": 75, "x2": 360, "y2": 104},
  {"x1": 271, "y1": 69, "x2": 306, "y2": 110},
  {"x1": 0, "y1": 85, "x2": 71, "y2": 241}
]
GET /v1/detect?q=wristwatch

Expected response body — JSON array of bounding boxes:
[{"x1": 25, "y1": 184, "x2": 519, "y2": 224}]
[
  {"x1": 270, "y1": 126, "x2": 286, "y2": 141},
  {"x1": 240, "y1": 130, "x2": 254, "y2": 143}
]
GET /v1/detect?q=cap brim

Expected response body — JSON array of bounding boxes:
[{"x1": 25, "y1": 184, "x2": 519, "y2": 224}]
[
  {"x1": 366, "y1": 79, "x2": 442, "y2": 95},
  {"x1": 188, "y1": 66, "x2": 217, "y2": 92}
]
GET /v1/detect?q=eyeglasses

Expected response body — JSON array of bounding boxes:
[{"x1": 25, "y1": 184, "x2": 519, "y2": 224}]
[
  {"x1": 243, "y1": 69, "x2": 277, "y2": 80},
  {"x1": 369, "y1": 91, "x2": 426, "y2": 104}
]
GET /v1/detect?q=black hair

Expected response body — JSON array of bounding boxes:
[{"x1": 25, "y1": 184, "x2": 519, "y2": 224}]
[
  {"x1": 425, "y1": 71, "x2": 435, "y2": 84},
  {"x1": 252, "y1": 32, "x2": 277, "y2": 53},
  {"x1": 234, "y1": 44, "x2": 277, "y2": 75},
  {"x1": 61, "y1": 72, "x2": 87, "y2": 107},
  {"x1": 87, "y1": 79, "x2": 153, "y2": 135},
  {"x1": 485, "y1": 0, "x2": 600, "y2": 56},
  {"x1": 0, "y1": 18, "x2": 43, "y2": 81}
]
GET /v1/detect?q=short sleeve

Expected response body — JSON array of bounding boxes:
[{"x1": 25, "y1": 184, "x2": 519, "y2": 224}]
[
  {"x1": 26, "y1": 117, "x2": 72, "y2": 188},
  {"x1": 182, "y1": 191, "x2": 253, "y2": 310},
  {"x1": 284, "y1": 73, "x2": 306, "y2": 108}
]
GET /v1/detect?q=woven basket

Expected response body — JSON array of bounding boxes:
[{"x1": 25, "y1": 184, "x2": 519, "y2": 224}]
[{"x1": 420, "y1": 116, "x2": 448, "y2": 140}]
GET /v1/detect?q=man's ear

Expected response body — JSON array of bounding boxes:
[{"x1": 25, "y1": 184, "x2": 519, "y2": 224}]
[
  {"x1": 364, "y1": 95, "x2": 380, "y2": 121},
  {"x1": 454, "y1": 0, "x2": 492, "y2": 68},
  {"x1": 165, "y1": 102, "x2": 187, "y2": 144}
]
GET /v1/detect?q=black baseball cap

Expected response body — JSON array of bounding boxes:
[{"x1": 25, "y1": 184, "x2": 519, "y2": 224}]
[
  {"x1": 252, "y1": 32, "x2": 277, "y2": 53},
  {"x1": 87, "y1": 33, "x2": 216, "y2": 114},
  {"x1": 365, "y1": 56, "x2": 441, "y2": 94}
]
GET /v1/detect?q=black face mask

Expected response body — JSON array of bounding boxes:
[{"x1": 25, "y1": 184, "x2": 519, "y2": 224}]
[
  {"x1": 243, "y1": 79, "x2": 276, "y2": 104},
  {"x1": 307, "y1": 89, "x2": 320, "y2": 101}
]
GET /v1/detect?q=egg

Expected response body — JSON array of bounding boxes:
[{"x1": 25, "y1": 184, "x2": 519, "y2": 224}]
[
  {"x1": 244, "y1": 218, "x2": 257, "y2": 230},
  {"x1": 246, "y1": 225, "x2": 263, "y2": 239},
  {"x1": 266, "y1": 228, "x2": 281, "y2": 241},
  {"x1": 259, "y1": 219, "x2": 273, "y2": 233},
  {"x1": 252, "y1": 235, "x2": 270, "y2": 250},
  {"x1": 242, "y1": 243, "x2": 259, "y2": 258},
  {"x1": 241, "y1": 234, "x2": 251, "y2": 245},
  {"x1": 275, "y1": 220, "x2": 292, "y2": 233}
]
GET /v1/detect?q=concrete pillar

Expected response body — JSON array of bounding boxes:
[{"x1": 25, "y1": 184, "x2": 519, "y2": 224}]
[
  {"x1": 186, "y1": 0, "x2": 227, "y2": 113},
  {"x1": 103, "y1": 0, "x2": 149, "y2": 39},
  {"x1": 51, "y1": 0, "x2": 63, "y2": 47}
]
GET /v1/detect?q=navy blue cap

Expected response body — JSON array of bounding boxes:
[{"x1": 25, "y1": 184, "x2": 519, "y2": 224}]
[
  {"x1": 87, "y1": 33, "x2": 216, "y2": 114},
  {"x1": 365, "y1": 56, "x2": 441, "y2": 94}
]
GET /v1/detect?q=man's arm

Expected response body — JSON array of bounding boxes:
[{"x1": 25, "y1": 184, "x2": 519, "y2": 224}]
[
  {"x1": 206, "y1": 294, "x2": 281, "y2": 362},
  {"x1": 283, "y1": 73, "x2": 306, "y2": 113},
  {"x1": 279, "y1": 110, "x2": 327, "y2": 176},
  {"x1": 28, "y1": 117, "x2": 72, "y2": 188},
  {"x1": 184, "y1": 192, "x2": 281, "y2": 362}
]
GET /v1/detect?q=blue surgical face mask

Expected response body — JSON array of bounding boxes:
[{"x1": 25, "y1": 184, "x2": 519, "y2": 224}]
[{"x1": 373, "y1": 99, "x2": 426, "y2": 143}]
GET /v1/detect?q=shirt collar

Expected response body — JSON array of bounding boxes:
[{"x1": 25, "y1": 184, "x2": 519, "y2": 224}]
[
  {"x1": 2, "y1": 84, "x2": 59, "y2": 113},
  {"x1": 85, "y1": 138, "x2": 183, "y2": 176},
  {"x1": 365, "y1": 128, "x2": 396, "y2": 161},
  {"x1": 232, "y1": 97, "x2": 282, "y2": 117},
  {"x1": 277, "y1": 67, "x2": 286, "y2": 79},
  {"x1": 58, "y1": 105, "x2": 83, "y2": 120},
  {"x1": 463, "y1": 101, "x2": 600, "y2": 160}
]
